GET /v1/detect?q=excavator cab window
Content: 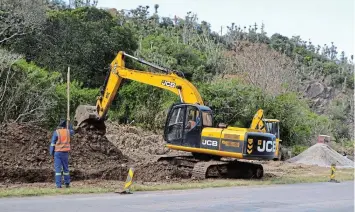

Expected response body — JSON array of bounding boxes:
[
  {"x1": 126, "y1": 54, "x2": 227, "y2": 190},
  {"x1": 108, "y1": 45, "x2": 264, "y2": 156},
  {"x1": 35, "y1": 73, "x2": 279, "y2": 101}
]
[
  {"x1": 202, "y1": 111, "x2": 213, "y2": 127},
  {"x1": 165, "y1": 106, "x2": 186, "y2": 145},
  {"x1": 183, "y1": 106, "x2": 203, "y2": 147},
  {"x1": 164, "y1": 104, "x2": 207, "y2": 148},
  {"x1": 265, "y1": 121, "x2": 280, "y2": 139}
]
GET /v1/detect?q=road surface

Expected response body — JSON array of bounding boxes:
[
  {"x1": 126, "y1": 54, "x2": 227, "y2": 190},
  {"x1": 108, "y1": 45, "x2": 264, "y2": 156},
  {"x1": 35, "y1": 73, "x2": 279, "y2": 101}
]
[{"x1": 0, "y1": 181, "x2": 353, "y2": 212}]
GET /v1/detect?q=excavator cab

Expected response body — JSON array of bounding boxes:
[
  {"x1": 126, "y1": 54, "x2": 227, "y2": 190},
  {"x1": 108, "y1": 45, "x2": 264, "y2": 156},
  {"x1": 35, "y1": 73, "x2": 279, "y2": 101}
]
[
  {"x1": 164, "y1": 103, "x2": 213, "y2": 148},
  {"x1": 263, "y1": 119, "x2": 280, "y2": 140},
  {"x1": 263, "y1": 119, "x2": 281, "y2": 160}
]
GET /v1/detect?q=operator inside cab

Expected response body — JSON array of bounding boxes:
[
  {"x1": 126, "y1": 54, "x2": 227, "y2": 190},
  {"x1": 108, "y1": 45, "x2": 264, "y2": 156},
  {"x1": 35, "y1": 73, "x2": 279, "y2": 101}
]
[{"x1": 186, "y1": 109, "x2": 200, "y2": 129}]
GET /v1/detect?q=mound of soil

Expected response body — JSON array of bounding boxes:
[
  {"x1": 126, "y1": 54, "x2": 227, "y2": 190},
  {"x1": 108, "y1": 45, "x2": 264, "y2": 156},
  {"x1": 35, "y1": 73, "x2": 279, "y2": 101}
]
[
  {"x1": 105, "y1": 122, "x2": 173, "y2": 161},
  {"x1": 0, "y1": 123, "x2": 129, "y2": 183},
  {"x1": 287, "y1": 143, "x2": 354, "y2": 168},
  {"x1": 0, "y1": 122, "x2": 193, "y2": 184},
  {"x1": 132, "y1": 161, "x2": 191, "y2": 182}
]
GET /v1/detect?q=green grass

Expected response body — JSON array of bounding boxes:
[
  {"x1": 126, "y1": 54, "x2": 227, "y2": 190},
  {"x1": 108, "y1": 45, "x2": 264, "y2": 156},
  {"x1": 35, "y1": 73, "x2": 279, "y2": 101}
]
[
  {"x1": 0, "y1": 169, "x2": 353, "y2": 198},
  {"x1": 0, "y1": 187, "x2": 112, "y2": 198}
]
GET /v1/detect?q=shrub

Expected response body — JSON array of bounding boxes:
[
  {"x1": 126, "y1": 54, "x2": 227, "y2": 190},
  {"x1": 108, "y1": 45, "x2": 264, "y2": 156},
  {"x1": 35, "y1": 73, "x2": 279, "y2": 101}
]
[
  {"x1": 52, "y1": 80, "x2": 99, "y2": 127},
  {"x1": 0, "y1": 49, "x2": 99, "y2": 128},
  {"x1": 0, "y1": 54, "x2": 60, "y2": 126},
  {"x1": 292, "y1": 145, "x2": 308, "y2": 156}
]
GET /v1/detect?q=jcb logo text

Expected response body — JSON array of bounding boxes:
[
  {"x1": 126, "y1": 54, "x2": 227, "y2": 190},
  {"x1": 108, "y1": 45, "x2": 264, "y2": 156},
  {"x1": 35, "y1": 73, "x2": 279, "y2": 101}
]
[
  {"x1": 257, "y1": 140, "x2": 276, "y2": 152},
  {"x1": 202, "y1": 140, "x2": 218, "y2": 147},
  {"x1": 161, "y1": 80, "x2": 176, "y2": 88}
]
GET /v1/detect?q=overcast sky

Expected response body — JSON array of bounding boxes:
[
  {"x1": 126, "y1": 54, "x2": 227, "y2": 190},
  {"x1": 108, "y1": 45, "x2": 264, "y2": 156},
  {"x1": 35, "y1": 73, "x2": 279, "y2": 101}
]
[{"x1": 95, "y1": 0, "x2": 354, "y2": 57}]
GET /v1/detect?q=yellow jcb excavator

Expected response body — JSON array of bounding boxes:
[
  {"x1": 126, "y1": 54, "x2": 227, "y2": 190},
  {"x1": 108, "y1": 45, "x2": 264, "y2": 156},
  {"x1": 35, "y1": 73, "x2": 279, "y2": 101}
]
[{"x1": 74, "y1": 51, "x2": 279, "y2": 179}]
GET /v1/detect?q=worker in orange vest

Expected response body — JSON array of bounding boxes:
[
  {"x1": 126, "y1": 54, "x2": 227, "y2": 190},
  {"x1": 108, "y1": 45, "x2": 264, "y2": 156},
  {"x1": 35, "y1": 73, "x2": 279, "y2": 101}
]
[{"x1": 49, "y1": 119, "x2": 75, "y2": 188}]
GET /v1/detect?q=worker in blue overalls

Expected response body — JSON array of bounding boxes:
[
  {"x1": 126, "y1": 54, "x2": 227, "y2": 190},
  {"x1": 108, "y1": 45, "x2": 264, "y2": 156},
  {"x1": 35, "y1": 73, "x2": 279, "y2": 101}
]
[{"x1": 49, "y1": 119, "x2": 75, "y2": 188}]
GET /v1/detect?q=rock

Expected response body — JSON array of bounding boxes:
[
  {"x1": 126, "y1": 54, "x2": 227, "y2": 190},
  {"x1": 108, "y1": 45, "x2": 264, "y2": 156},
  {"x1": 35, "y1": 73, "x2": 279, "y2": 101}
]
[
  {"x1": 324, "y1": 75, "x2": 332, "y2": 85},
  {"x1": 307, "y1": 82, "x2": 325, "y2": 98}
]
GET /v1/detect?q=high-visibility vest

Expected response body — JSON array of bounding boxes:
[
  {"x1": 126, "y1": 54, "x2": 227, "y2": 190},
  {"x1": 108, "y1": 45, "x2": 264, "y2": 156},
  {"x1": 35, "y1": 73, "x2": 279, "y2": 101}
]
[{"x1": 55, "y1": 129, "x2": 71, "y2": 152}]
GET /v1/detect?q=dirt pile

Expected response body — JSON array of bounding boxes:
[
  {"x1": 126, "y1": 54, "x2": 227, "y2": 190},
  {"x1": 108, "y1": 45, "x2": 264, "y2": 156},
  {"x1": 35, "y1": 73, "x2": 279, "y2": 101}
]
[
  {"x1": 287, "y1": 143, "x2": 354, "y2": 168},
  {"x1": 0, "y1": 123, "x2": 129, "y2": 183},
  {"x1": 0, "y1": 122, "x2": 192, "y2": 184},
  {"x1": 105, "y1": 122, "x2": 173, "y2": 161}
]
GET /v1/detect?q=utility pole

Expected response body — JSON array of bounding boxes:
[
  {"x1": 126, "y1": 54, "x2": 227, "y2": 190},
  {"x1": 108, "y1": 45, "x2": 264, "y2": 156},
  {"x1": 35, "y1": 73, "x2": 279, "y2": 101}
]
[{"x1": 67, "y1": 67, "x2": 70, "y2": 129}]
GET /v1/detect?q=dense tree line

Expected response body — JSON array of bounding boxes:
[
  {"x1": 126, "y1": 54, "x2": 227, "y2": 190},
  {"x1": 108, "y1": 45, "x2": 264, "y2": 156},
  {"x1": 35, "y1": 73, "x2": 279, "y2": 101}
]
[{"x1": 0, "y1": 0, "x2": 353, "y2": 146}]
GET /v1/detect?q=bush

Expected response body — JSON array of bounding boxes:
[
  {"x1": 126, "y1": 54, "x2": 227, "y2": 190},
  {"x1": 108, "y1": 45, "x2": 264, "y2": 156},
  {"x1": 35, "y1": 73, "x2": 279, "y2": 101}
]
[
  {"x1": 292, "y1": 145, "x2": 308, "y2": 156},
  {"x1": 107, "y1": 81, "x2": 178, "y2": 130},
  {"x1": 199, "y1": 78, "x2": 264, "y2": 127},
  {"x1": 51, "y1": 81, "x2": 99, "y2": 127},
  {"x1": 0, "y1": 54, "x2": 60, "y2": 126},
  {"x1": 0, "y1": 49, "x2": 100, "y2": 128},
  {"x1": 264, "y1": 92, "x2": 330, "y2": 146}
]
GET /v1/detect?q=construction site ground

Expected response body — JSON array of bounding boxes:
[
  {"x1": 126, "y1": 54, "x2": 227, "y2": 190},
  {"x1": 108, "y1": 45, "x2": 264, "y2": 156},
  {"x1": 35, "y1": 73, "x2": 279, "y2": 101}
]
[{"x1": 0, "y1": 122, "x2": 353, "y2": 197}]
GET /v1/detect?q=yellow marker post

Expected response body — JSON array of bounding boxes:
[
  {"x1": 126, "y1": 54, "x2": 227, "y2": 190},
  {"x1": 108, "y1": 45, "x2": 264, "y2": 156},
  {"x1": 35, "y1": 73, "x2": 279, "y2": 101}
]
[
  {"x1": 329, "y1": 163, "x2": 339, "y2": 183},
  {"x1": 116, "y1": 167, "x2": 135, "y2": 194}
]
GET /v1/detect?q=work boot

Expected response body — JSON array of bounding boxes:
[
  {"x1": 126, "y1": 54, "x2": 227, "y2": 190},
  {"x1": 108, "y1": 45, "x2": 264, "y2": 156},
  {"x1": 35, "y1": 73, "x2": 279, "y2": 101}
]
[{"x1": 65, "y1": 184, "x2": 70, "y2": 188}]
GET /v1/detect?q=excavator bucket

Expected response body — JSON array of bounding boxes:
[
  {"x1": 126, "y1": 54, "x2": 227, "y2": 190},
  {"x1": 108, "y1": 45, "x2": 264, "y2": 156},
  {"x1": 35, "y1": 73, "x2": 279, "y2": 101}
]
[{"x1": 74, "y1": 105, "x2": 106, "y2": 133}]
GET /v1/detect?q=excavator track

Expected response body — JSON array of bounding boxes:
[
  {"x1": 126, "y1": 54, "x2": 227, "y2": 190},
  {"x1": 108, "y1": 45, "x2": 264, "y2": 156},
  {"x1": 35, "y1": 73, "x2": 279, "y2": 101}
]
[
  {"x1": 152, "y1": 154, "x2": 264, "y2": 180},
  {"x1": 191, "y1": 161, "x2": 228, "y2": 180}
]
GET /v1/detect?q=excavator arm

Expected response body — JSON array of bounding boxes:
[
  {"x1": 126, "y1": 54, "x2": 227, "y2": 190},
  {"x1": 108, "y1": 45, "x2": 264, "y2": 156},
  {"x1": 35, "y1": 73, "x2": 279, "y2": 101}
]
[
  {"x1": 250, "y1": 109, "x2": 266, "y2": 131},
  {"x1": 74, "y1": 51, "x2": 204, "y2": 131}
]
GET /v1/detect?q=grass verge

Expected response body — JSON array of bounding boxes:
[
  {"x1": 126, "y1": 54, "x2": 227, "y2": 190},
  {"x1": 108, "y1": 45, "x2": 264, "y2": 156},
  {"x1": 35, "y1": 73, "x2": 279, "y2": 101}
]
[{"x1": 0, "y1": 167, "x2": 353, "y2": 198}]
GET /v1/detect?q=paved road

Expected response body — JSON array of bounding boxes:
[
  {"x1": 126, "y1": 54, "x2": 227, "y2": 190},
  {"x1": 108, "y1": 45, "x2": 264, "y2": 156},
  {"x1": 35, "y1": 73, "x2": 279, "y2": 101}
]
[{"x1": 0, "y1": 181, "x2": 353, "y2": 212}]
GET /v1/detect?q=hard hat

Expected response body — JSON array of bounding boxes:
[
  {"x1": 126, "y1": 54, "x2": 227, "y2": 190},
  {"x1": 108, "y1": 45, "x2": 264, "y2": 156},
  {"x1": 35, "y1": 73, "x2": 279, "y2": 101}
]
[{"x1": 59, "y1": 119, "x2": 66, "y2": 128}]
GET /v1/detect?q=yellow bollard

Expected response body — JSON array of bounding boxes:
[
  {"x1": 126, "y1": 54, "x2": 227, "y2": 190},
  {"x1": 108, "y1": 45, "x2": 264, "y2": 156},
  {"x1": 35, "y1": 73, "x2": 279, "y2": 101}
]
[
  {"x1": 329, "y1": 163, "x2": 339, "y2": 183},
  {"x1": 115, "y1": 167, "x2": 135, "y2": 194}
]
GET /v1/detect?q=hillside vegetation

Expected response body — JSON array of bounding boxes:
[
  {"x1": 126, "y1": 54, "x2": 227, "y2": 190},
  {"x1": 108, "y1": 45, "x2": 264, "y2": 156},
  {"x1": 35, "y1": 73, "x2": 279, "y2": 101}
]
[{"x1": 0, "y1": 0, "x2": 353, "y2": 148}]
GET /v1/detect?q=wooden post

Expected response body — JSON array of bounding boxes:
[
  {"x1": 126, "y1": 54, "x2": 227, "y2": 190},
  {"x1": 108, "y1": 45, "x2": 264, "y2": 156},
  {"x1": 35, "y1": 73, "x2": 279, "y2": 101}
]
[{"x1": 67, "y1": 67, "x2": 70, "y2": 129}]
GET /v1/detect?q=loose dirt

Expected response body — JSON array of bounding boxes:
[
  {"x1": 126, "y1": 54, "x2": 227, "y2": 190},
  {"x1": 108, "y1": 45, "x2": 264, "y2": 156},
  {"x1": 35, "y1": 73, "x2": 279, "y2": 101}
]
[
  {"x1": 105, "y1": 122, "x2": 178, "y2": 161},
  {"x1": 4, "y1": 122, "x2": 352, "y2": 186},
  {"x1": 0, "y1": 122, "x2": 191, "y2": 184},
  {"x1": 0, "y1": 123, "x2": 131, "y2": 183},
  {"x1": 287, "y1": 143, "x2": 354, "y2": 168}
]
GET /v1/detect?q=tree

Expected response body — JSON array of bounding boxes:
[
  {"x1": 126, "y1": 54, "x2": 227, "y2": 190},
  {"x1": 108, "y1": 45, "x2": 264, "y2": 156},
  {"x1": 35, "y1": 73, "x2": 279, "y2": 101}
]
[
  {"x1": 225, "y1": 41, "x2": 300, "y2": 96},
  {"x1": 154, "y1": 4, "x2": 159, "y2": 13},
  {"x1": 10, "y1": 7, "x2": 138, "y2": 88},
  {"x1": 0, "y1": 0, "x2": 47, "y2": 44},
  {"x1": 270, "y1": 33, "x2": 294, "y2": 56},
  {"x1": 0, "y1": 48, "x2": 59, "y2": 124}
]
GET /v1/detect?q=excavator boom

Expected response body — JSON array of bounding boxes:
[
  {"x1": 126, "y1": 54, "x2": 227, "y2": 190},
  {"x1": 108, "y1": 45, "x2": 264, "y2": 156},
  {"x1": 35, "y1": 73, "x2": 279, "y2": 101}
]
[{"x1": 74, "y1": 51, "x2": 203, "y2": 131}]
